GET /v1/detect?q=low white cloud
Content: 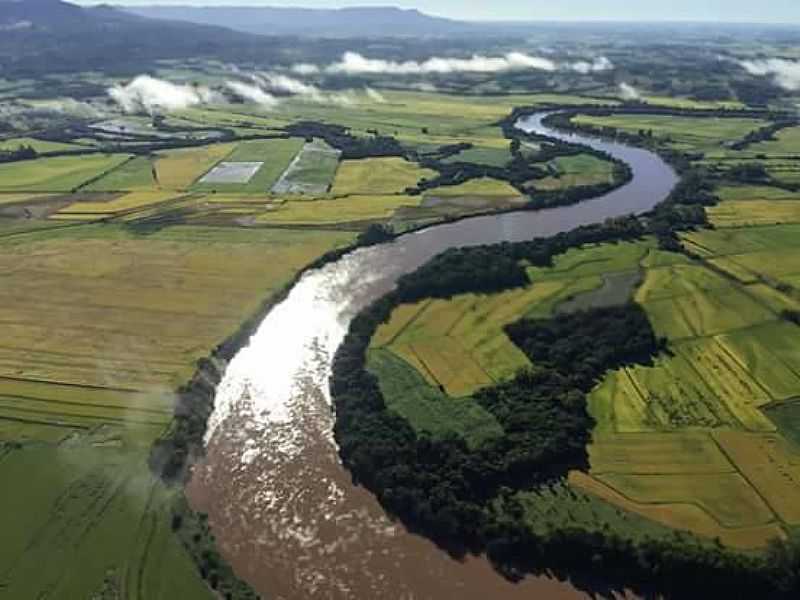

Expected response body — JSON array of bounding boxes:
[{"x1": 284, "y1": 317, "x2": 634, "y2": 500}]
[
  {"x1": 738, "y1": 58, "x2": 800, "y2": 91},
  {"x1": 255, "y1": 73, "x2": 324, "y2": 101},
  {"x1": 108, "y1": 75, "x2": 216, "y2": 114},
  {"x1": 365, "y1": 87, "x2": 387, "y2": 103},
  {"x1": 322, "y1": 51, "x2": 558, "y2": 75},
  {"x1": 225, "y1": 81, "x2": 279, "y2": 107},
  {"x1": 291, "y1": 63, "x2": 321, "y2": 75},
  {"x1": 570, "y1": 56, "x2": 614, "y2": 74},
  {"x1": 619, "y1": 82, "x2": 641, "y2": 101},
  {"x1": 295, "y1": 51, "x2": 614, "y2": 77}
]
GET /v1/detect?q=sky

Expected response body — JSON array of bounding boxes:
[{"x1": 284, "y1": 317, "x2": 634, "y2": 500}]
[{"x1": 77, "y1": 0, "x2": 800, "y2": 23}]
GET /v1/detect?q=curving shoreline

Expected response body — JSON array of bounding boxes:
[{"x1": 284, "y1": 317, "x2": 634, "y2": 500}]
[{"x1": 172, "y1": 109, "x2": 678, "y2": 598}]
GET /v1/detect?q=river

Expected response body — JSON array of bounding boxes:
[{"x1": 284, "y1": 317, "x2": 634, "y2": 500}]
[{"x1": 186, "y1": 112, "x2": 678, "y2": 599}]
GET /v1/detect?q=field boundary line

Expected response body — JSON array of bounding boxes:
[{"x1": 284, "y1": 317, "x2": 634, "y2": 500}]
[
  {"x1": 582, "y1": 472, "x2": 762, "y2": 531},
  {"x1": 0, "y1": 393, "x2": 171, "y2": 416},
  {"x1": 710, "y1": 432, "x2": 786, "y2": 526},
  {"x1": 711, "y1": 336, "x2": 777, "y2": 403},
  {"x1": 383, "y1": 299, "x2": 431, "y2": 348}
]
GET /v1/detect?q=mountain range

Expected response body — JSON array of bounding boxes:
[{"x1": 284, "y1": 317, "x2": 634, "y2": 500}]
[
  {"x1": 0, "y1": 0, "x2": 283, "y2": 75},
  {"x1": 121, "y1": 5, "x2": 479, "y2": 37}
]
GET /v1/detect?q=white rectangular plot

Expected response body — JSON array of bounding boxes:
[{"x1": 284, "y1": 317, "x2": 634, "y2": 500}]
[{"x1": 200, "y1": 162, "x2": 264, "y2": 184}]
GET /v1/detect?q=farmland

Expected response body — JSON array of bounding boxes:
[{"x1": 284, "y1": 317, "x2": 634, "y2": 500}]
[
  {"x1": 2, "y1": 88, "x2": 639, "y2": 597},
  {"x1": 4, "y1": 62, "x2": 800, "y2": 598},
  {"x1": 534, "y1": 153, "x2": 616, "y2": 191},
  {"x1": 193, "y1": 138, "x2": 305, "y2": 192},
  {"x1": 571, "y1": 113, "x2": 767, "y2": 151},
  {"x1": 368, "y1": 226, "x2": 800, "y2": 550},
  {"x1": 331, "y1": 156, "x2": 436, "y2": 195},
  {"x1": 0, "y1": 222, "x2": 354, "y2": 596},
  {"x1": 0, "y1": 154, "x2": 131, "y2": 192}
]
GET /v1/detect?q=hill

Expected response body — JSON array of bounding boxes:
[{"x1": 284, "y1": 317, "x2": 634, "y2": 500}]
[
  {"x1": 0, "y1": 0, "x2": 277, "y2": 76},
  {"x1": 121, "y1": 5, "x2": 479, "y2": 37}
]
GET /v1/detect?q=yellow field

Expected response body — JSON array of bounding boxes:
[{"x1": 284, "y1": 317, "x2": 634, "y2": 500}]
[
  {"x1": 714, "y1": 431, "x2": 800, "y2": 525},
  {"x1": 426, "y1": 177, "x2": 522, "y2": 197},
  {"x1": 0, "y1": 225, "x2": 354, "y2": 429},
  {"x1": 331, "y1": 157, "x2": 436, "y2": 195},
  {"x1": 154, "y1": 143, "x2": 236, "y2": 190},
  {"x1": 708, "y1": 200, "x2": 800, "y2": 228},
  {"x1": 255, "y1": 194, "x2": 422, "y2": 225},
  {"x1": 372, "y1": 282, "x2": 572, "y2": 396},
  {"x1": 569, "y1": 471, "x2": 784, "y2": 549},
  {"x1": 600, "y1": 472, "x2": 775, "y2": 528},
  {"x1": 56, "y1": 191, "x2": 184, "y2": 215},
  {"x1": 588, "y1": 432, "x2": 734, "y2": 475}
]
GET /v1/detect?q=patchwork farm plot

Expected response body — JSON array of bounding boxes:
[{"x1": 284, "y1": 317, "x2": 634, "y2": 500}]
[
  {"x1": 369, "y1": 230, "x2": 800, "y2": 549},
  {"x1": 199, "y1": 161, "x2": 263, "y2": 184},
  {"x1": 271, "y1": 139, "x2": 341, "y2": 195}
]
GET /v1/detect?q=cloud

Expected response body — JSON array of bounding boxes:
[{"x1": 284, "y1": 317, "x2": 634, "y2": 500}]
[
  {"x1": 297, "y1": 51, "x2": 614, "y2": 77},
  {"x1": 323, "y1": 51, "x2": 559, "y2": 75},
  {"x1": 619, "y1": 82, "x2": 641, "y2": 101},
  {"x1": 570, "y1": 56, "x2": 614, "y2": 74},
  {"x1": 365, "y1": 87, "x2": 387, "y2": 103},
  {"x1": 225, "y1": 81, "x2": 279, "y2": 107},
  {"x1": 108, "y1": 75, "x2": 216, "y2": 114},
  {"x1": 738, "y1": 58, "x2": 800, "y2": 91},
  {"x1": 255, "y1": 73, "x2": 324, "y2": 101},
  {"x1": 291, "y1": 63, "x2": 321, "y2": 76}
]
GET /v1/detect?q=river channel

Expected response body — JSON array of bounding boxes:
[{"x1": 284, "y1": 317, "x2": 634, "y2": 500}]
[{"x1": 187, "y1": 112, "x2": 679, "y2": 599}]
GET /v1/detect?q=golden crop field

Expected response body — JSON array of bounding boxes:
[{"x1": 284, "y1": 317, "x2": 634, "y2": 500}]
[
  {"x1": 0, "y1": 225, "x2": 355, "y2": 430},
  {"x1": 255, "y1": 194, "x2": 422, "y2": 225},
  {"x1": 371, "y1": 281, "x2": 580, "y2": 397},
  {"x1": 331, "y1": 157, "x2": 437, "y2": 195},
  {"x1": 425, "y1": 176, "x2": 521, "y2": 197},
  {"x1": 154, "y1": 143, "x2": 236, "y2": 190},
  {"x1": 708, "y1": 200, "x2": 800, "y2": 228},
  {"x1": 55, "y1": 190, "x2": 185, "y2": 216},
  {"x1": 569, "y1": 472, "x2": 785, "y2": 549}
]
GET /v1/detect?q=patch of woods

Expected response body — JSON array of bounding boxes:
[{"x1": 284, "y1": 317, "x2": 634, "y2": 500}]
[
  {"x1": 0, "y1": 143, "x2": 37, "y2": 163},
  {"x1": 331, "y1": 211, "x2": 800, "y2": 597},
  {"x1": 285, "y1": 121, "x2": 405, "y2": 159}
]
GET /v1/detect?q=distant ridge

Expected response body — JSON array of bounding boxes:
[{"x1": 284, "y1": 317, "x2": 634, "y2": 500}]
[
  {"x1": 121, "y1": 5, "x2": 480, "y2": 37},
  {"x1": 0, "y1": 0, "x2": 273, "y2": 75}
]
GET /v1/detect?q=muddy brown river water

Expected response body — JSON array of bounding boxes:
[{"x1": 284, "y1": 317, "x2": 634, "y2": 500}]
[{"x1": 187, "y1": 113, "x2": 678, "y2": 599}]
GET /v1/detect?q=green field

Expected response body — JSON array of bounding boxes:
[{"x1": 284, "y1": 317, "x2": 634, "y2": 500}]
[
  {"x1": 441, "y1": 144, "x2": 513, "y2": 167},
  {"x1": 366, "y1": 348, "x2": 502, "y2": 448},
  {"x1": 84, "y1": 156, "x2": 157, "y2": 191},
  {"x1": 271, "y1": 139, "x2": 340, "y2": 194},
  {"x1": 534, "y1": 153, "x2": 616, "y2": 191},
  {"x1": 573, "y1": 114, "x2": 766, "y2": 151},
  {"x1": 0, "y1": 137, "x2": 82, "y2": 153},
  {"x1": 0, "y1": 154, "x2": 131, "y2": 192},
  {"x1": 193, "y1": 138, "x2": 305, "y2": 193},
  {"x1": 0, "y1": 443, "x2": 213, "y2": 599}
]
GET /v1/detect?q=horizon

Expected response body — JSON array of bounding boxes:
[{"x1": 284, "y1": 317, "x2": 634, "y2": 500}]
[{"x1": 70, "y1": 0, "x2": 800, "y2": 25}]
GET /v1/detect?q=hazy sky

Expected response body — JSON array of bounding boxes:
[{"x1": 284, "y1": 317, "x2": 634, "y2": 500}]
[{"x1": 81, "y1": 0, "x2": 800, "y2": 23}]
